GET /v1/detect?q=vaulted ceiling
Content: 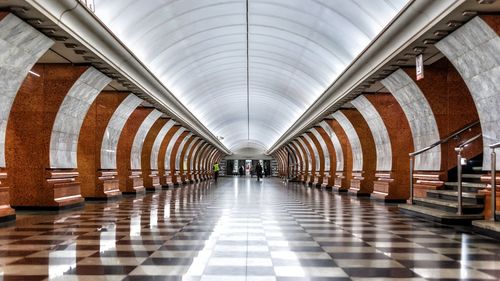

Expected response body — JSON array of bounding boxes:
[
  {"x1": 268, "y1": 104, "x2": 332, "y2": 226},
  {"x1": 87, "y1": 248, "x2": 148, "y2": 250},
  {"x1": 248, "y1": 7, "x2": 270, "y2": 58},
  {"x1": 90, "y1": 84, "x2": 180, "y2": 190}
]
[{"x1": 93, "y1": 0, "x2": 408, "y2": 154}]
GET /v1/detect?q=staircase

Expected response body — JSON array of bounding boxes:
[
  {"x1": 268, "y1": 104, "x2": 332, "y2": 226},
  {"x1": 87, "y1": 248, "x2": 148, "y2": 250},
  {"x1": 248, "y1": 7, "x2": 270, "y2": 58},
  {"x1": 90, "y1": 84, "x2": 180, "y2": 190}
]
[{"x1": 399, "y1": 157, "x2": 486, "y2": 225}]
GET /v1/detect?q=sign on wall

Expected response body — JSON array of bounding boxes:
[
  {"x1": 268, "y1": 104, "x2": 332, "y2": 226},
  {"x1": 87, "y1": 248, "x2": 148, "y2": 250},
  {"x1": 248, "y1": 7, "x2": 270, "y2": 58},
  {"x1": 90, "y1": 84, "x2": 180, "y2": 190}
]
[{"x1": 416, "y1": 54, "x2": 424, "y2": 81}]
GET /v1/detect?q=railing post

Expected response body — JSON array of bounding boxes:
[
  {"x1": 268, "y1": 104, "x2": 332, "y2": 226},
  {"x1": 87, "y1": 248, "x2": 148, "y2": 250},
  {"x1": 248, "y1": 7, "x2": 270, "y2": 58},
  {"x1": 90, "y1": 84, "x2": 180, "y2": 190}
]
[
  {"x1": 456, "y1": 148, "x2": 463, "y2": 215},
  {"x1": 492, "y1": 149, "x2": 497, "y2": 222},
  {"x1": 409, "y1": 156, "x2": 414, "y2": 204}
]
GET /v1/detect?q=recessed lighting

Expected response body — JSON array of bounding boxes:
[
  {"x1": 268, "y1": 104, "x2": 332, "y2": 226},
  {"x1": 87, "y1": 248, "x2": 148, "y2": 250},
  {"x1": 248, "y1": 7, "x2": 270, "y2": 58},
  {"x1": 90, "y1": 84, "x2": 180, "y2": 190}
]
[
  {"x1": 433, "y1": 30, "x2": 449, "y2": 37},
  {"x1": 423, "y1": 39, "x2": 437, "y2": 45},
  {"x1": 462, "y1": 10, "x2": 478, "y2": 17},
  {"x1": 447, "y1": 21, "x2": 463, "y2": 28}
]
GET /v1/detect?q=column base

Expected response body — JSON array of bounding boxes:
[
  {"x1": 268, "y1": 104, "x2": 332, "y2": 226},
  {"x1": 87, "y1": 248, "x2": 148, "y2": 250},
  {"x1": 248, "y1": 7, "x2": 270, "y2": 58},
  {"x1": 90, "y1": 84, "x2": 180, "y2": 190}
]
[
  {"x1": 122, "y1": 170, "x2": 145, "y2": 194},
  {"x1": 90, "y1": 170, "x2": 122, "y2": 200},
  {"x1": 348, "y1": 188, "x2": 371, "y2": 197},
  {"x1": 0, "y1": 171, "x2": 15, "y2": 223},
  {"x1": 45, "y1": 169, "x2": 85, "y2": 208}
]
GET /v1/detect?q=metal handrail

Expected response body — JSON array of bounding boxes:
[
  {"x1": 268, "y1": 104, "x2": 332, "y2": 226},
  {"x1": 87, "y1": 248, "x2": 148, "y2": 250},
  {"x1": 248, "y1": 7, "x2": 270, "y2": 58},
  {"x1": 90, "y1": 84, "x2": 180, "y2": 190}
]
[
  {"x1": 490, "y1": 141, "x2": 500, "y2": 149},
  {"x1": 408, "y1": 120, "x2": 480, "y2": 204},
  {"x1": 410, "y1": 121, "x2": 480, "y2": 157},
  {"x1": 490, "y1": 141, "x2": 500, "y2": 222},
  {"x1": 454, "y1": 133, "x2": 482, "y2": 215}
]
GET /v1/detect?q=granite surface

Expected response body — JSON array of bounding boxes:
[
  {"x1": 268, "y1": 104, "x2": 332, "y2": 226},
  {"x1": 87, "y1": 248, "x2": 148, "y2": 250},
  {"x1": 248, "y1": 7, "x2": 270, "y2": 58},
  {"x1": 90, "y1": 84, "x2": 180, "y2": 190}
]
[
  {"x1": 319, "y1": 120, "x2": 343, "y2": 172},
  {"x1": 352, "y1": 95, "x2": 392, "y2": 171},
  {"x1": 165, "y1": 127, "x2": 187, "y2": 170},
  {"x1": 332, "y1": 111, "x2": 363, "y2": 171},
  {"x1": 150, "y1": 119, "x2": 176, "y2": 170},
  {"x1": 175, "y1": 132, "x2": 193, "y2": 170},
  {"x1": 310, "y1": 127, "x2": 330, "y2": 171},
  {"x1": 382, "y1": 69, "x2": 440, "y2": 171},
  {"x1": 100, "y1": 94, "x2": 142, "y2": 170},
  {"x1": 130, "y1": 109, "x2": 162, "y2": 170},
  {"x1": 0, "y1": 14, "x2": 53, "y2": 167},
  {"x1": 49, "y1": 67, "x2": 111, "y2": 168},
  {"x1": 302, "y1": 133, "x2": 320, "y2": 171},
  {"x1": 436, "y1": 16, "x2": 500, "y2": 170}
]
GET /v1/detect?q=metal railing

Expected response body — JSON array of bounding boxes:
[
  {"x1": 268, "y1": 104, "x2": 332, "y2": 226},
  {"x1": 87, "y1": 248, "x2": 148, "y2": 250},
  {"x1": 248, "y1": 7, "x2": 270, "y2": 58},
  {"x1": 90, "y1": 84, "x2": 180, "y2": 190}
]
[
  {"x1": 490, "y1": 141, "x2": 500, "y2": 221},
  {"x1": 454, "y1": 134, "x2": 482, "y2": 215},
  {"x1": 409, "y1": 121, "x2": 480, "y2": 204}
]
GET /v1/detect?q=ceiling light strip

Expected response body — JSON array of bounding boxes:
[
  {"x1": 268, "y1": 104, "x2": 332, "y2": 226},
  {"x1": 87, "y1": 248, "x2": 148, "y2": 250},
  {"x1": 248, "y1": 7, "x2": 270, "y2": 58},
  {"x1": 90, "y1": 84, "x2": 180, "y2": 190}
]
[{"x1": 246, "y1": 0, "x2": 250, "y2": 141}]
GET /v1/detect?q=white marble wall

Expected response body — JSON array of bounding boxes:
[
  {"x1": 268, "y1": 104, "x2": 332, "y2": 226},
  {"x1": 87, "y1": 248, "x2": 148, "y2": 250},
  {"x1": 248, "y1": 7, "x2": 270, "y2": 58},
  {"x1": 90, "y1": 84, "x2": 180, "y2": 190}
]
[
  {"x1": 194, "y1": 143, "x2": 209, "y2": 171},
  {"x1": 303, "y1": 133, "x2": 321, "y2": 171},
  {"x1": 310, "y1": 128, "x2": 331, "y2": 171},
  {"x1": 130, "y1": 109, "x2": 163, "y2": 170},
  {"x1": 0, "y1": 14, "x2": 53, "y2": 167},
  {"x1": 165, "y1": 127, "x2": 186, "y2": 171},
  {"x1": 184, "y1": 137, "x2": 200, "y2": 171},
  {"x1": 296, "y1": 138, "x2": 312, "y2": 172},
  {"x1": 175, "y1": 132, "x2": 193, "y2": 170},
  {"x1": 286, "y1": 145, "x2": 299, "y2": 171},
  {"x1": 332, "y1": 111, "x2": 363, "y2": 172},
  {"x1": 50, "y1": 67, "x2": 111, "y2": 168},
  {"x1": 292, "y1": 140, "x2": 306, "y2": 172},
  {"x1": 381, "y1": 69, "x2": 441, "y2": 171},
  {"x1": 351, "y1": 95, "x2": 392, "y2": 171},
  {"x1": 436, "y1": 17, "x2": 500, "y2": 170},
  {"x1": 150, "y1": 120, "x2": 176, "y2": 170},
  {"x1": 190, "y1": 141, "x2": 205, "y2": 171},
  {"x1": 319, "y1": 121, "x2": 344, "y2": 172},
  {"x1": 100, "y1": 94, "x2": 142, "y2": 170}
]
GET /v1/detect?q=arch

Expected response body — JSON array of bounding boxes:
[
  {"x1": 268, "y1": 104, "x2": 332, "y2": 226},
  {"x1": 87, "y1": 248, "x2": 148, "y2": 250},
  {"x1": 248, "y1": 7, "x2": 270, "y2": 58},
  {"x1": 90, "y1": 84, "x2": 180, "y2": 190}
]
[{"x1": 101, "y1": 94, "x2": 143, "y2": 170}]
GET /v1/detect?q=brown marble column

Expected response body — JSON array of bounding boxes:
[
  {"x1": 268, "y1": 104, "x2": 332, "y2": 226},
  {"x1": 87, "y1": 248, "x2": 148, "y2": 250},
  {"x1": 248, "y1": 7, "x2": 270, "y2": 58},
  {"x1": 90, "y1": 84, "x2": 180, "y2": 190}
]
[
  {"x1": 158, "y1": 125, "x2": 182, "y2": 187},
  {"x1": 365, "y1": 93, "x2": 413, "y2": 201},
  {"x1": 116, "y1": 107, "x2": 153, "y2": 194},
  {"x1": 170, "y1": 131, "x2": 190, "y2": 185},
  {"x1": 306, "y1": 131, "x2": 325, "y2": 187},
  {"x1": 403, "y1": 59, "x2": 481, "y2": 194},
  {"x1": 293, "y1": 140, "x2": 309, "y2": 183},
  {"x1": 324, "y1": 119, "x2": 353, "y2": 192},
  {"x1": 0, "y1": 169, "x2": 14, "y2": 222},
  {"x1": 7, "y1": 64, "x2": 108, "y2": 209},
  {"x1": 314, "y1": 125, "x2": 337, "y2": 189},
  {"x1": 288, "y1": 143, "x2": 303, "y2": 182},
  {"x1": 77, "y1": 91, "x2": 128, "y2": 200},
  {"x1": 186, "y1": 139, "x2": 203, "y2": 182},
  {"x1": 179, "y1": 136, "x2": 197, "y2": 184},
  {"x1": 192, "y1": 142, "x2": 208, "y2": 182},
  {"x1": 141, "y1": 118, "x2": 168, "y2": 191},
  {"x1": 341, "y1": 109, "x2": 377, "y2": 197}
]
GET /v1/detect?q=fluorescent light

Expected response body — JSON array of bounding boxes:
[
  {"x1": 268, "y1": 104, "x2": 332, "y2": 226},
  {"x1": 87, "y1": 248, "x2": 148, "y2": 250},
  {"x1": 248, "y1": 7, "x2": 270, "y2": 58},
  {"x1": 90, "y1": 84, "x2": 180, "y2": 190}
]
[{"x1": 29, "y1": 70, "x2": 40, "y2": 77}]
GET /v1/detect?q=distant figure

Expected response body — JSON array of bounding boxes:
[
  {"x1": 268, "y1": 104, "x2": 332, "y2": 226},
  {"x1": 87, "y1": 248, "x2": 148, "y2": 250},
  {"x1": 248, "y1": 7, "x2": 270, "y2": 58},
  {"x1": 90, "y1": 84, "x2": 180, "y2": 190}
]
[
  {"x1": 256, "y1": 163, "x2": 263, "y2": 181},
  {"x1": 239, "y1": 165, "x2": 244, "y2": 177},
  {"x1": 213, "y1": 162, "x2": 220, "y2": 183}
]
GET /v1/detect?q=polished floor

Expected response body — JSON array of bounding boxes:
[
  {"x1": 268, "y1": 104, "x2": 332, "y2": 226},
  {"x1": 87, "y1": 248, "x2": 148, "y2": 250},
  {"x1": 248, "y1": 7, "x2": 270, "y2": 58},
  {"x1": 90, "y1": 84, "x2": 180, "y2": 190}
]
[{"x1": 0, "y1": 178, "x2": 499, "y2": 281}]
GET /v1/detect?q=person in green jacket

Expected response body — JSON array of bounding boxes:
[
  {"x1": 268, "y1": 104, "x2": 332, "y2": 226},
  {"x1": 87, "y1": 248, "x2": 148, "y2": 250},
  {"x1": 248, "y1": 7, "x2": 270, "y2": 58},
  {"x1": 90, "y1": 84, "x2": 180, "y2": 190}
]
[{"x1": 213, "y1": 162, "x2": 220, "y2": 183}]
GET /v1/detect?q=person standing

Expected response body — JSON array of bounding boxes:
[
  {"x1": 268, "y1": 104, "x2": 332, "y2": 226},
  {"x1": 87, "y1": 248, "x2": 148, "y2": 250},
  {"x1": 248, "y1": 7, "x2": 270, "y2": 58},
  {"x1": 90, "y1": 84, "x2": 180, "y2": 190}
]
[
  {"x1": 239, "y1": 165, "x2": 244, "y2": 177},
  {"x1": 213, "y1": 162, "x2": 220, "y2": 183},
  {"x1": 256, "y1": 162, "x2": 263, "y2": 181}
]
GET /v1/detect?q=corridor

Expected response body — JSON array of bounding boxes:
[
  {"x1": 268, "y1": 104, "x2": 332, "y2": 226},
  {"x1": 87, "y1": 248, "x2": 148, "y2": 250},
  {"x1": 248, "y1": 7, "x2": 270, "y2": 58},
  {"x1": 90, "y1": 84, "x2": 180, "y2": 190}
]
[{"x1": 0, "y1": 178, "x2": 498, "y2": 280}]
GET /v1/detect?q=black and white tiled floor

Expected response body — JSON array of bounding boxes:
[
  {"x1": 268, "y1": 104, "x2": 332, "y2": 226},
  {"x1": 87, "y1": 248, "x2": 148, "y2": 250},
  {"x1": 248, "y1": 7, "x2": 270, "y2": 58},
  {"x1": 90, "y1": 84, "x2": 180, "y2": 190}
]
[{"x1": 0, "y1": 177, "x2": 499, "y2": 280}]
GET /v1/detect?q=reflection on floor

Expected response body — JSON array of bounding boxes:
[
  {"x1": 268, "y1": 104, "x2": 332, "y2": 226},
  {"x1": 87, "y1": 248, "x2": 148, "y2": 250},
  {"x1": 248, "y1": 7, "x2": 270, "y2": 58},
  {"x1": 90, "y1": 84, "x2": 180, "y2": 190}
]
[{"x1": 0, "y1": 177, "x2": 499, "y2": 280}]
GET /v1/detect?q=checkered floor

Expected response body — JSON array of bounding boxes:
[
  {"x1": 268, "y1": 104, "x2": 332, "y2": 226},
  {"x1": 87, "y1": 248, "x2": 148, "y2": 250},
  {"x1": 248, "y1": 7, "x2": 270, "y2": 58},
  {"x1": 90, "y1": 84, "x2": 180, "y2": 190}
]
[{"x1": 0, "y1": 177, "x2": 499, "y2": 281}]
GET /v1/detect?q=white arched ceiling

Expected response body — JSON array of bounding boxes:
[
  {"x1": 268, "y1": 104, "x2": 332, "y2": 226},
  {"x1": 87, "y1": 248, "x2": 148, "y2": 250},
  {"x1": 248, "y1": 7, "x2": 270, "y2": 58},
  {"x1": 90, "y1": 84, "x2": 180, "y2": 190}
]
[{"x1": 93, "y1": 0, "x2": 408, "y2": 151}]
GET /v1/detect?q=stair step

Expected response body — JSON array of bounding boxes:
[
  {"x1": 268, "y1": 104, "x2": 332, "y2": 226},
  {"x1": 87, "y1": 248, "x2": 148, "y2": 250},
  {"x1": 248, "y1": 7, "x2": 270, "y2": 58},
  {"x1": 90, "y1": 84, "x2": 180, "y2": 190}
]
[
  {"x1": 472, "y1": 166, "x2": 483, "y2": 172},
  {"x1": 399, "y1": 204, "x2": 483, "y2": 225},
  {"x1": 472, "y1": 220, "x2": 500, "y2": 239},
  {"x1": 444, "y1": 182, "x2": 488, "y2": 189},
  {"x1": 462, "y1": 174, "x2": 482, "y2": 179},
  {"x1": 414, "y1": 197, "x2": 483, "y2": 209},
  {"x1": 427, "y1": 190, "x2": 485, "y2": 199}
]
